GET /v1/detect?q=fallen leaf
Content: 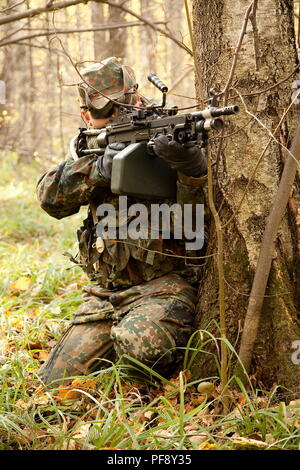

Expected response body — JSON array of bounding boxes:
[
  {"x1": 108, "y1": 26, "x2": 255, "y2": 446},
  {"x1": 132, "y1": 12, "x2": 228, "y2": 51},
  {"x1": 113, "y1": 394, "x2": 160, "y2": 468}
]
[
  {"x1": 31, "y1": 394, "x2": 50, "y2": 406},
  {"x1": 56, "y1": 386, "x2": 81, "y2": 400},
  {"x1": 10, "y1": 318, "x2": 24, "y2": 330},
  {"x1": 144, "y1": 411, "x2": 156, "y2": 421},
  {"x1": 27, "y1": 340, "x2": 43, "y2": 350},
  {"x1": 28, "y1": 308, "x2": 42, "y2": 318},
  {"x1": 55, "y1": 378, "x2": 97, "y2": 400},
  {"x1": 189, "y1": 434, "x2": 208, "y2": 446},
  {"x1": 199, "y1": 442, "x2": 217, "y2": 450},
  {"x1": 38, "y1": 350, "x2": 50, "y2": 362},
  {"x1": 10, "y1": 277, "x2": 31, "y2": 292},
  {"x1": 34, "y1": 385, "x2": 46, "y2": 395},
  {"x1": 72, "y1": 421, "x2": 91, "y2": 440},
  {"x1": 71, "y1": 378, "x2": 97, "y2": 390},
  {"x1": 237, "y1": 393, "x2": 247, "y2": 406},
  {"x1": 16, "y1": 399, "x2": 30, "y2": 410},
  {"x1": 191, "y1": 395, "x2": 206, "y2": 406}
]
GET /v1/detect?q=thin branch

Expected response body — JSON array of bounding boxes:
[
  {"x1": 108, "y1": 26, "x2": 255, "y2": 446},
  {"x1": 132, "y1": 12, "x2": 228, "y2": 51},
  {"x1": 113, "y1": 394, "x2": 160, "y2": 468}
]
[
  {"x1": 223, "y1": 276, "x2": 292, "y2": 298},
  {"x1": 102, "y1": 0, "x2": 192, "y2": 55},
  {"x1": 0, "y1": 0, "x2": 26, "y2": 12},
  {"x1": 216, "y1": 3, "x2": 254, "y2": 179},
  {"x1": 167, "y1": 67, "x2": 193, "y2": 94},
  {"x1": 0, "y1": 21, "x2": 166, "y2": 47},
  {"x1": 207, "y1": 146, "x2": 228, "y2": 411},
  {"x1": 237, "y1": 119, "x2": 300, "y2": 375},
  {"x1": 184, "y1": 0, "x2": 202, "y2": 98},
  {"x1": 0, "y1": 0, "x2": 192, "y2": 55},
  {"x1": 13, "y1": 41, "x2": 74, "y2": 56},
  {"x1": 50, "y1": 18, "x2": 196, "y2": 113},
  {"x1": 0, "y1": 0, "x2": 84, "y2": 25},
  {"x1": 222, "y1": 2, "x2": 253, "y2": 102},
  {"x1": 97, "y1": 239, "x2": 217, "y2": 261},
  {"x1": 231, "y1": 63, "x2": 300, "y2": 99},
  {"x1": 222, "y1": 88, "x2": 300, "y2": 230},
  {"x1": 249, "y1": 0, "x2": 259, "y2": 71},
  {"x1": 0, "y1": 25, "x2": 26, "y2": 42}
]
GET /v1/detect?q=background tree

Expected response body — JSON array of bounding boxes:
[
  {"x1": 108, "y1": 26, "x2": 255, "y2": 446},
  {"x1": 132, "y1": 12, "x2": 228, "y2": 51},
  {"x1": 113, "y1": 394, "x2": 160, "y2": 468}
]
[
  {"x1": 91, "y1": 1, "x2": 106, "y2": 59},
  {"x1": 0, "y1": 0, "x2": 193, "y2": 163},
  {"x1": 192, "y1": 0, "x2": 300, "y2": 393}
]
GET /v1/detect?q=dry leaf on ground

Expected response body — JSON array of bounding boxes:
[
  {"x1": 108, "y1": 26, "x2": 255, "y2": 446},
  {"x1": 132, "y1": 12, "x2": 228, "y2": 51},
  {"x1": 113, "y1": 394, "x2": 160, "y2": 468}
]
[
  {"x1": 55, "y1": 378, "x2": 98, "y2": 400},
  {"x1": 10, "y1": 277, "x2": 31, "y2": 292}
]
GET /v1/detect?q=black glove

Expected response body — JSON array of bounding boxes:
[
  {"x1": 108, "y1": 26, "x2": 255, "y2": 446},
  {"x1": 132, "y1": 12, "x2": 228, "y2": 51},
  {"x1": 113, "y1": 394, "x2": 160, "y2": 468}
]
[
  {"x1": 97, "y1": 142, "x2": 126, "y2": 180},
  {"x1": 153, "y1": 134, "x2": 207, "y2": 177}
]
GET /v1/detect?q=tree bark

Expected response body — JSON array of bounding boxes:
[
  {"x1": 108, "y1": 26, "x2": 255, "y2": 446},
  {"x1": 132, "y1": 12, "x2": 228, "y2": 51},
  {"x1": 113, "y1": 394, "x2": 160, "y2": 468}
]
[
  {"x1": 0, "y1": 0, "x2": 25, "y2": 152},
  {"x1": 139, "y1": 0, "x2": 156, "y2": 74},
  {"x1": 192, "y1": 0, "x2": 300, "y2": 393},
  {"x1": 106, "y1": 0, "x2": 126, "y2": 59},
  {"x1": 91, "y1": 1, "x2": 107, "y2": 59}
]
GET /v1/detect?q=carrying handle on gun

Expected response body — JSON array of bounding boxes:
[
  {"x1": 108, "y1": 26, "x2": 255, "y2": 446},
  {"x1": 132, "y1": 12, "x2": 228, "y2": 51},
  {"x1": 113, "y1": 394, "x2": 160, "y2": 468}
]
[
  {"x1": 148, "y1": 73, "x2": 168, "y2": 107},
  {"x1": 147, "y1": 73, "x2": 168, "y2": 93}
]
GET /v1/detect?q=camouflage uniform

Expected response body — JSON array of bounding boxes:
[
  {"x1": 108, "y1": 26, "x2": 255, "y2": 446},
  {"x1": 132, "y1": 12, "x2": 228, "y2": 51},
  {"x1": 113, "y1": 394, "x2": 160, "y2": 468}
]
[{"x1": 37, "y1": 58, "x2": 208, "y2": 386}]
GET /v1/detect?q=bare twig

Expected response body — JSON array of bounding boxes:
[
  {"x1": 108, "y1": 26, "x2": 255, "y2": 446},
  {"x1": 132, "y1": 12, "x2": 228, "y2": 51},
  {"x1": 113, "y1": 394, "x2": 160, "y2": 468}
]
[
  {"x1": 216, "y1": 3, "x2": 254, "y2": 178},
  {"x1": 0, "y1": 0, "x2": 26, "y2": 12},
  {"x1": 0, "y1": 0, "x2": 192, "y2": 55},
  {"x1": 8, "y1": 41, "x2": 73, "y2": 56},
  {"x1": 0, "y1": 25, "x2": 26, "y2": 42},
  {"x1": 0, "y1": 21, "x2": 166, "y2": 47},
  {"x1": 207, "y1": 146, "x2": 228, "y2": 411},
  {"x1": 50, "y1": 22, "x2": 197, "y2": 113},
  {"x1": 222, "y1": 2, "x2": 253, "y2": 102},
  {"x1": 184, "y1": 0, "x2": 202, "y2": 99},
  {"x1": 103, "y1": 0, "x2": 192, "y2": 55},
  {"x1": 223, "y1": 276, "x2": 292, "y2": 298},
  {"x1": 56, "y1": 55, "x2": 65, "y2": 156},
  {"x1": 167, "y1": 67, "x2": 194, "y2": 94},
  {"x1": 249, "y1": 0, "x2": 259, "y2": 71},
  {"x1": 101, "y1": 239, "x2": 217, "y2": 261},
  {"x1": 230, "y1": 64, "x2": 300, "y2": 99},
  {"x1": 222, "y1": 88, "x2": 300, "y2": 229},
  {"x1": 237, "y1": 119, "x2": 300, "y2": 375},
  {"x1": 0, "y1": 0, "x2": 84, "y2": 25}
]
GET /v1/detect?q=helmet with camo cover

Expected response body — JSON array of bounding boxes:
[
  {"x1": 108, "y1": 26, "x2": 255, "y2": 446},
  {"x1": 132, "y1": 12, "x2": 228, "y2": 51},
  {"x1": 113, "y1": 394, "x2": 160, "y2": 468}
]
[{"x1": 77, "y1": 57, "x2": 138, "y2": 117}]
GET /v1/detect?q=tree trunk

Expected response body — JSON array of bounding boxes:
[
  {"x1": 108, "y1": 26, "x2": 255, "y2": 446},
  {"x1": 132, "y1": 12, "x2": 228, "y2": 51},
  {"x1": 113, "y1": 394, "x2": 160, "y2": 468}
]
[
  {"x1": 91, "y1": 1, "x2": 107, "y2": 60},
  {"x1": 0, "y1": 0, "x2": 22, "y2": 150},
  {"x1": 192, "y1": 0, "x2": 300, "y2": 393},
  {"x1": 139, "y1": 0, "x2": 156, "y2": 74},
  {"x1": 107, "y1": 0, "x2": 127, "y2": 59},
  {"x1": 165, "y1": 0, "x2": 183, "y2": 81}
]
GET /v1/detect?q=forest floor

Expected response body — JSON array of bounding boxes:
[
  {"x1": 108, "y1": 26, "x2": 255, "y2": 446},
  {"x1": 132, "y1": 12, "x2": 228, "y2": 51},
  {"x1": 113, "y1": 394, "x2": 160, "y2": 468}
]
[{"x1": 0, "y1": 153, "x2": 300, "y2": 450}]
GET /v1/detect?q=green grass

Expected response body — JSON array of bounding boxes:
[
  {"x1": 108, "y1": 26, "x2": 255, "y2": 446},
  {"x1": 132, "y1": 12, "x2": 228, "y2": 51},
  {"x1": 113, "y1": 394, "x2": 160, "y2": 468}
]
[{"x1": 0, "y1": 153, "x2": 300, "y2": 450}]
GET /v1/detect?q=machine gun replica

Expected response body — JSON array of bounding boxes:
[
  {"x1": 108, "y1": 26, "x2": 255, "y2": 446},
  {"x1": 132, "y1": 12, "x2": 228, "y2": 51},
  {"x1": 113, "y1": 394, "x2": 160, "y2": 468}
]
[{"x1": 71, "y1": 74, "x2": 239, "y2": 199}]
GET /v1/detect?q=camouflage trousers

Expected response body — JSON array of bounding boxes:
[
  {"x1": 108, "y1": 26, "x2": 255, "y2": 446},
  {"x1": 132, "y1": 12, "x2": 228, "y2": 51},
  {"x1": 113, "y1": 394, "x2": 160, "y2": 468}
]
[{"x1": 40, "y1": 273, "x2": 198, "y2": 386}]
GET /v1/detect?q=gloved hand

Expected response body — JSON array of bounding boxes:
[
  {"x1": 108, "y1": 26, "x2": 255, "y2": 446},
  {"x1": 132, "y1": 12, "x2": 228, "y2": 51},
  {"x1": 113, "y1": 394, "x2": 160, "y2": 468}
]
[
  {"x1": 153, "y1": 134, "x2": 207, "y2": 177},
  {"x1": 97, "y1": 142, "x2": 126, "y2": 180}
]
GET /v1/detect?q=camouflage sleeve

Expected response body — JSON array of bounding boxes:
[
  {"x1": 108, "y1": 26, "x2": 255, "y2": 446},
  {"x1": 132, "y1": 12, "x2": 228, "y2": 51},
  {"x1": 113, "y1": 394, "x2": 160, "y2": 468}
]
[
  {"x1": 176, "y1": 171, "x2": 207, "y2": 205},
  {"x1": 36, "y1": 154, "x2": 109, "y2": 220}
]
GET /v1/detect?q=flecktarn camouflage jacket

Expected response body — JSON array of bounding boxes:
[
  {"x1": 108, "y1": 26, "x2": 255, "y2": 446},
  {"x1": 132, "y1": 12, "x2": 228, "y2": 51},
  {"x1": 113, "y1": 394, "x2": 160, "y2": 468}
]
[{"x1": 37, "y1": 136, "x2": 208, "y2": 289}]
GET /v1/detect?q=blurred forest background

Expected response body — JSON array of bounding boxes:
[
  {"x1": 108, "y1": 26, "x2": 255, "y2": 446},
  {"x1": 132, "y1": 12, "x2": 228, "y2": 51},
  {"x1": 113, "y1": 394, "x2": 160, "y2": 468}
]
[{"x1": 0, "y1": 0, "x2": 194, "y2": 165}]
